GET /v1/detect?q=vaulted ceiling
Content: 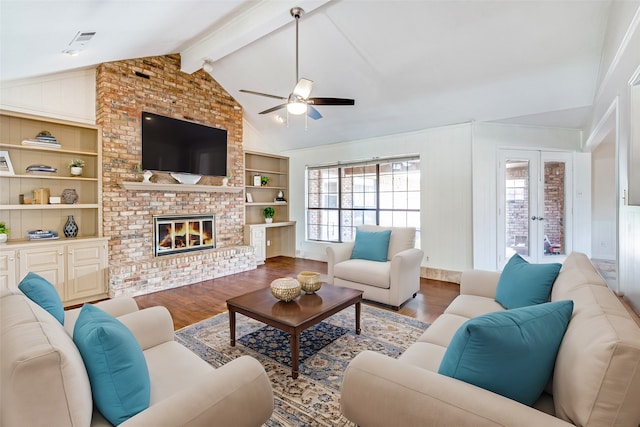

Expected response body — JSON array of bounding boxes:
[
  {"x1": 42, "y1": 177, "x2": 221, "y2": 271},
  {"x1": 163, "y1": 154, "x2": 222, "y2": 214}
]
[{"x1": 0, "y1": 0, "x2": 611, "y2": 150}]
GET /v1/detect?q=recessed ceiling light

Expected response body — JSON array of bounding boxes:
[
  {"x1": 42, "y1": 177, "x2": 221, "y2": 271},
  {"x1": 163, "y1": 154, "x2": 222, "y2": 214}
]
[{"x1": 62, "y1": 49, "x2": 80, "y2": 56}]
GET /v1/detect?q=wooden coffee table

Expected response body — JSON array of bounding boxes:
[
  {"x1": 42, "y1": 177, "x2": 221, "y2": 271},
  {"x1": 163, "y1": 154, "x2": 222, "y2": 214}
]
[{"x1": 226, "y1": 284, "x2": 363, "y2": 379}]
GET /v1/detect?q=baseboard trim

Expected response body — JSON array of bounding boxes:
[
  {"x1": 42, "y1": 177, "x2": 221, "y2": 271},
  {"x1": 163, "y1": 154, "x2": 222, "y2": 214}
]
[{"x1": 421, "y1": 267, "x2": 462, "y2": 284}]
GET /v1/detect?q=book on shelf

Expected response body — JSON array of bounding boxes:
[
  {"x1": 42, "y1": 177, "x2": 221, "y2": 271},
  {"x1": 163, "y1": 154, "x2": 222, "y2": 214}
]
[
  {"x1": 22, "y1": 139, "x2": 62, "y2": 148},
  {"x1": 27, "y1": 230, "x2": 59, "y2": 240}
]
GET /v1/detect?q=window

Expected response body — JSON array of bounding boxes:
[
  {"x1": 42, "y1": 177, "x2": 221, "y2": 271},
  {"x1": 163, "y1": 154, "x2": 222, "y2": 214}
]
[{"x1": 306, "y1": 156, "x2": 420, "y2": 243}]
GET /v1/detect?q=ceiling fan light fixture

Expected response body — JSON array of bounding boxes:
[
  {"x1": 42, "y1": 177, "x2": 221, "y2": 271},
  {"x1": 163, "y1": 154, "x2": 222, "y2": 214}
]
[{"x1": 287, "y1": 100, "x2": 307, "y2": 115}]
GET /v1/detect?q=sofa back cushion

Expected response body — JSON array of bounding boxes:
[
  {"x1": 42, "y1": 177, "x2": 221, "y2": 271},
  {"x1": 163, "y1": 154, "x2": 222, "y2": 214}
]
[
  {"x1": 551, "y1": 252, "x2": 640, "y2": 426},
  {"x1": 1, "y1": 293, "x2": 92, "y2": 427},
  {"x1": 358, "y1": 225, "x2": 415, "y2": 260}
]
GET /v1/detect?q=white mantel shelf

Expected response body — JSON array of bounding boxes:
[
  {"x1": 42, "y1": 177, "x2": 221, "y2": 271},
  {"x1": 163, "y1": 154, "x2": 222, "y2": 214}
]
[{"x1": 121, "y1": 181, "x2": 243, "y2": 193}]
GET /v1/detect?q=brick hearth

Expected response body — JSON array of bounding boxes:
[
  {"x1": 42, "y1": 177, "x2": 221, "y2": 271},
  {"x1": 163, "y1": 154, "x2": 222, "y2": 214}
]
[{"x1": 96, "y1": 54, "x2": 254, "y2": 298}]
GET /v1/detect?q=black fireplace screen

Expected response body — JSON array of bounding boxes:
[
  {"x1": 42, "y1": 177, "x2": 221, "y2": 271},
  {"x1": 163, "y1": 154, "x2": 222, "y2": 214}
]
[{"x1": 153, "y1": 214, "x2": 216, "y2": 256}]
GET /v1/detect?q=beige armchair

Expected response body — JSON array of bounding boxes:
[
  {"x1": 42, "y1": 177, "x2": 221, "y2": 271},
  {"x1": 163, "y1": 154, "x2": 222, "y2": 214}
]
[{"x1": 326, "y1": 225, "x2": 424, "y2": 310}]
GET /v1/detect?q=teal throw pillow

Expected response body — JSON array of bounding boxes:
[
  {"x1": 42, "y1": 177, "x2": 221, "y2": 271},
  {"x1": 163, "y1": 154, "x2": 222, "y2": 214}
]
[
  {"x1": 73, "y1": 304, "x2": 150, "y2": 425},
  {"x1": 438, "y1": 300, "x2": 573, "y2": 406},
  {"x1": 18, "y1": 272, "x2": 64, "y2": 324},
  {"x1": 495, "y1": 254, "x2": 562, "y2": 309},
  {"x1": 350, "y1": 229, "x2": 392, "y2": 262}
]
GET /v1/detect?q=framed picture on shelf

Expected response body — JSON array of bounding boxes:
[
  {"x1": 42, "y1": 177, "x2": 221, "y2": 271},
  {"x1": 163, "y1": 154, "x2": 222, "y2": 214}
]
[
  {"x1": 246, "y1": 193, "x2": 253, "y2": 203},
  {"x1": 253, "y1": 175, "x2": 262, "y2": 187},
  {"x1": 0, "y1": 151, "x2": 14, "y2": 175}
]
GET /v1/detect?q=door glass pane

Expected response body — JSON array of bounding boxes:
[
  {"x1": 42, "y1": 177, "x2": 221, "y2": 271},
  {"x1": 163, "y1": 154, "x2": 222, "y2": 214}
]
[
  {"x1": 505, "y1": 160, "x2": 530, "y2": 258},
  {"x1": 543, "y1": 161, "x2": 565, "y2": 256}
]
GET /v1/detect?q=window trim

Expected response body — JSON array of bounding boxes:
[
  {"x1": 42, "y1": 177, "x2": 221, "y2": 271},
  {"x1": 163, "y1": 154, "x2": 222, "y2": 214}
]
[{"x1": 306, "y1": 155, "x2": 420, "y2": 243}]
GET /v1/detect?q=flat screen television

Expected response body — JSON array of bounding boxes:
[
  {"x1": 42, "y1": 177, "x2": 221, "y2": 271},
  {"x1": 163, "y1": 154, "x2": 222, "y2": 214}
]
[{"x1": 141, "y1": 112, "x2": 227, "y2": 177}]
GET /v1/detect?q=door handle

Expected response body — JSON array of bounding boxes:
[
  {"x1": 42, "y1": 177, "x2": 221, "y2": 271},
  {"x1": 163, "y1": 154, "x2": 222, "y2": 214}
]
[
  {"x1": 531, "y1": 216, "x2": 537, "y2": 220},
  {"x1": 531, "y1": 216, "x2": 545, "y2": 221}
]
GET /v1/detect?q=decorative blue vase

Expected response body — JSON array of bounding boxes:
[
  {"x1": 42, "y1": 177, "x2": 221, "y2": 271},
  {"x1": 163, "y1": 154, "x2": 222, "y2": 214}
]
[{"x1": 64, "y1": 215, "x2": 78, "y2": 238}]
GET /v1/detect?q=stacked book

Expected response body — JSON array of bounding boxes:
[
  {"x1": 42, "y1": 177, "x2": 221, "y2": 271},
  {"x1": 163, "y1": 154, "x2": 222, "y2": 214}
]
[
  {"x1": 22, "y1": 132, "x2": 61, "y2": 149},
  {"x1": 27, "y1": 230, "x2": 59, "y2": 240}
]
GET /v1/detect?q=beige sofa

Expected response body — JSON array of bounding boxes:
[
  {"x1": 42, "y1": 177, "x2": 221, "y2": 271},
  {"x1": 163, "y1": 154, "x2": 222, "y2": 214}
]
[
  {"x1": 1, "y1": 286, "x2": 274, "y2": 427},
  {"x1": 341, "y1": 252, "x2": 640, "y2": 427},
  {"x1": 327, "y1": 225, "x2": 424, "y2": 309}
]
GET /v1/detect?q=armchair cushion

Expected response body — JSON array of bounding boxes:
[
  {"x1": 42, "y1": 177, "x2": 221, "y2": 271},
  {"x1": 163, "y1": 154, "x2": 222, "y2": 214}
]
[
  {"x1": 351, "y1": 229, "x2": 391, "y2": 262},
  {"x1": 73, "y1": 304, "x2": 150, "y2": 425},
  {"x1": 18, "y1": 272, "x2": 64, "y2": 325},
  {"x1": 334, "y1": 258, "x2": 391, "y2": 289},
  {"x1": 496, "y1": 254, "x2": 562, "y2": 309},
  {"x1": 438, "y1": 300, "x2": 573, "y2": 406}
]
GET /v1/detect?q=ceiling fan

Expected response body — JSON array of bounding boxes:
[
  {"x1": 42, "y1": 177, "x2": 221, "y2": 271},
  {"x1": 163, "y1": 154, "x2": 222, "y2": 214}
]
[{"x1": 240, "y1": 7, "x2": 355, "y2": 120}]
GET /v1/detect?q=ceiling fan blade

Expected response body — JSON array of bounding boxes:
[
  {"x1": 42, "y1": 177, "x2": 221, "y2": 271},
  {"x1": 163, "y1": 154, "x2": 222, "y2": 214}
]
[
  {"x1": 308, "y1": 97, "x2": 355, "y2": 106},
  {"x1": 308, "y1": 106, "x2": 323, "y2": 120},
  {"x1": 240, "y1": 89, "x2": 287, "y2": 101},
  {"x1": 292, "y1": 78, "x2": 313, "y2": 99},
  {"x1": 259, "y1": 104, "x2": 288, "y2": 115}
]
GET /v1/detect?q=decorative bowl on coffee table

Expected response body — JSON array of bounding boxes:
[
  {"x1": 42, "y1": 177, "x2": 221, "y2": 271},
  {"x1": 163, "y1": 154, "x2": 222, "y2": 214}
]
[
  {"x1": 297, "y1": 271, "x2": 322, "y2": 294},
  {"x1": 270, "y1": 278, "x2": 301, "y2": 302}
]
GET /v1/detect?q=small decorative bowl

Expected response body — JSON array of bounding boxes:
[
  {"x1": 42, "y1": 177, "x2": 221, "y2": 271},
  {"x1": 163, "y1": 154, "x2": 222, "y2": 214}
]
[
  {"x1": 270, "y1": 278, "x2": 301, "y2": 302},
  {"x1": 297, "y1": 271, "x2": 322, "y2": 294}
]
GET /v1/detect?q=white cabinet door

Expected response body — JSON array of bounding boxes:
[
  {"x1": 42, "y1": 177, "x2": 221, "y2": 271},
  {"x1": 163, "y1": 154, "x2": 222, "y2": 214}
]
[
  {"x1": 0, "y1": 250, "x2": 17, "y2": 288},
  {"x1": 245, "y1": 225, "x2": 266, "y2": 264},
  {"x1": 67, "y1": 240, "x2": 107, "y2": 301},
  {"x1": 18, "y1": 246, "x2": 65, "y2": 297}
]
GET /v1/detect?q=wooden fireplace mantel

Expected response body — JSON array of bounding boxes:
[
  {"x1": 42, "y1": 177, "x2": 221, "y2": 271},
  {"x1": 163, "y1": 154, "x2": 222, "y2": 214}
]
[{"x1": 121, "y1": 181, "x2": 243, "y2": 193}]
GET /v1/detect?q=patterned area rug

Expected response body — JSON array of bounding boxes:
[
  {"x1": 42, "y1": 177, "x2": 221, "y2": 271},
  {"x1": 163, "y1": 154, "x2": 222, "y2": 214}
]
[{"x1": 175, "y1": 304, "x2": 429, "y2": 426}]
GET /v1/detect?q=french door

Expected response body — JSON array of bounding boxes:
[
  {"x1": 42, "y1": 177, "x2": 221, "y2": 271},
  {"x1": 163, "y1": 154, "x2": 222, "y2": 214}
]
[{"x1": 497, "y1": 150, "x2": 573, "y2": 268}]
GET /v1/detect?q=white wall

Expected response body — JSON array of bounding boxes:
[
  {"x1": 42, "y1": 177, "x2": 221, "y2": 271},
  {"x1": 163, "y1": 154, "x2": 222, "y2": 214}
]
[
  {"x1": 471, "y1": 122, "x2": 585, "y2": 270},
  {"x1": 585, "y1": 1, "x2": 640, "y2": 311},
  {"x1": 283, "y1": 123, "x2": 474, "y2": 273},
  {"x1": 591, "y1": 140, "x2": 617, "y2": 260},
  {"x1": 0, "y1": 69, "x2": 96, "y2": 124}
]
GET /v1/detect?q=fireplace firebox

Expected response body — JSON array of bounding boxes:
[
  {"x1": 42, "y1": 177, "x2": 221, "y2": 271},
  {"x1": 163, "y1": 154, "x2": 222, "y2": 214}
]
[{"x1": 153, "y1": 214, "x2": 216, "y2": 256}]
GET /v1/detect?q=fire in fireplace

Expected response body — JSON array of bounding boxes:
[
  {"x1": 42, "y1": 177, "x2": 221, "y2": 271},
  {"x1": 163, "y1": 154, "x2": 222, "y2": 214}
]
[{"x1": 153, "y1": 214, "x2": 216, "y2": 256}]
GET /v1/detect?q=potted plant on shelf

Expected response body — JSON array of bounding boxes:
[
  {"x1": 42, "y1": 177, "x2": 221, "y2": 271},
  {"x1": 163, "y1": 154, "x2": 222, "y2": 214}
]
[
  {"x1": 68, "y1": 159, "x2": 85, "y2": 176},
  {"x1": 0, "y1": 222, "x2": 9, "y2": 244},
  {"x1": 263, "y1": 207, "x2": 275, "y2": 224},
  {"x1": 261, "y1": 176, "x2": 269, "y2": 186}
]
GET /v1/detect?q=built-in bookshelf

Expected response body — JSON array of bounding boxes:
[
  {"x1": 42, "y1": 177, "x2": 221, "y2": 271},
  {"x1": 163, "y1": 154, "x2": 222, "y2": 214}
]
[{"x1": 244, "y1": 151, "x2": 295, "y2": 263}]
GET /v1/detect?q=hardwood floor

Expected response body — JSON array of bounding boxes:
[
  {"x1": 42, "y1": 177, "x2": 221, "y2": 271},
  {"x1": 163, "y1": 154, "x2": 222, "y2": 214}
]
[
  {"x1": 133, "y1": 256, "x2": 640, "y2": 330},
  {"x1": 134, "y1": 256, "x2": 460, "y2": 330}
]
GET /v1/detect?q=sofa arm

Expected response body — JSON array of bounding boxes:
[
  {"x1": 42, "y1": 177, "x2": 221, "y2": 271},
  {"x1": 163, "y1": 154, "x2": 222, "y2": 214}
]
[
  {"x1": 120, "y1": 356, "x2": 273, "y2": 427},
  {"x1": 64, "y1": 297, "x2": 140, "y2": 335},
  {"x1": 341, "y1": 351, "x2": 573, "y2": 427},
  {"x1": 326, "y1": 242, "x2": 355, "y2": 282},
  {"x1": 459, "y1": 269, "x2": 501, "y2": 298},
  {"x1": 116, "y1": 306, "x2": 175, "y2": 350},
  {"x1": 389, "y1": 248, "x2": 424, "y2": 303},
  {"x1": 391, "y1": 248, "x2": 424, "y2": 273}
]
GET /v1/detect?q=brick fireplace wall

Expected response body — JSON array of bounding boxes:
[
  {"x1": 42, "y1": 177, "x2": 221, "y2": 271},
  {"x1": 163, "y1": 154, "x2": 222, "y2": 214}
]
[{"x1": 96, "y1": 54, "x2": 254, "y2": 297}]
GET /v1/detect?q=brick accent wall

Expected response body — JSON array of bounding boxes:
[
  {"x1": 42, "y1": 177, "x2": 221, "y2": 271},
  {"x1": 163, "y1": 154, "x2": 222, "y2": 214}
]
[{"x1": 96, "y1": 54, "x2": 254, "y2": 297}]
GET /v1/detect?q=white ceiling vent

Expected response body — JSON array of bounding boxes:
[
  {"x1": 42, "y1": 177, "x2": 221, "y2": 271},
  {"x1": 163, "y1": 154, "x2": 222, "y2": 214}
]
[{"x1": 68, "y1": 31, "x2": 96, "y2": 48}]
